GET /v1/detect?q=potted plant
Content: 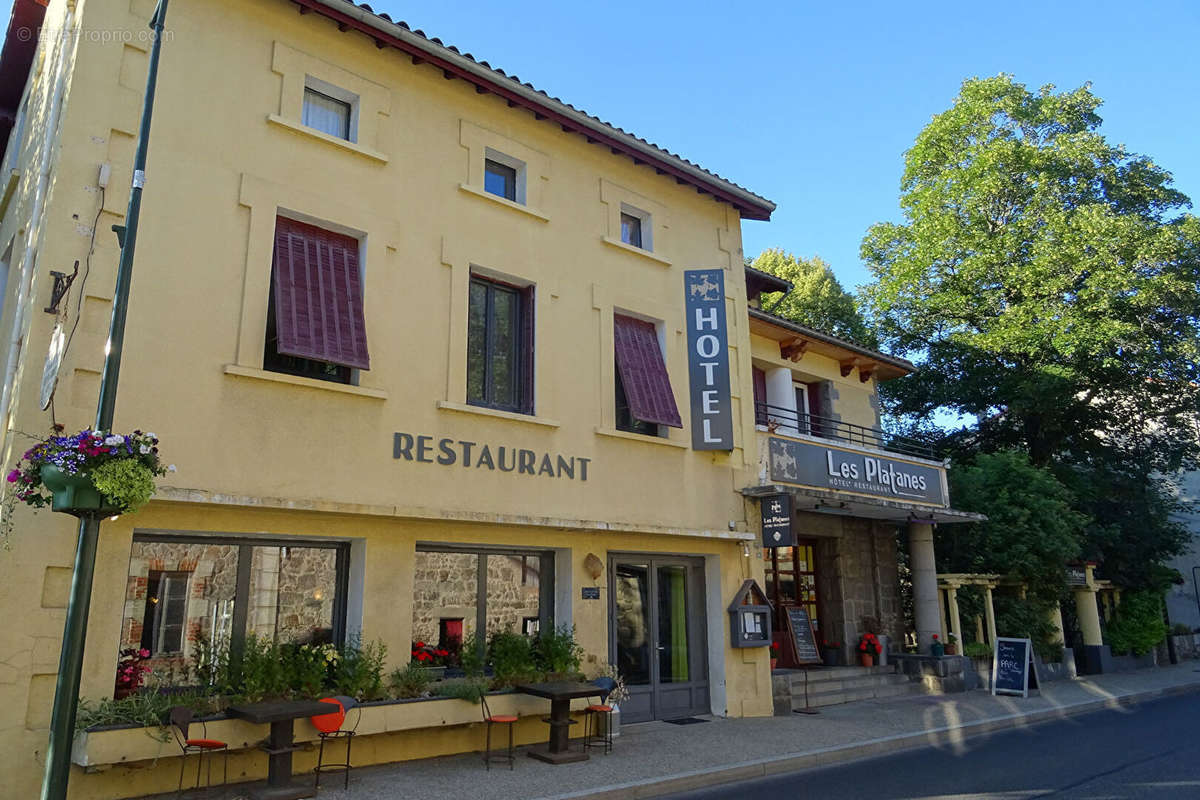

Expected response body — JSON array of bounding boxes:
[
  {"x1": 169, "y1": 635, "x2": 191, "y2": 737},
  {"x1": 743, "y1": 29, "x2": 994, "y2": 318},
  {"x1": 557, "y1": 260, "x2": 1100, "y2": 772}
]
[
  {"x1": 945, "y1": 632, "x2": 958, "y2": 655},
  {"x1": 114, "y1": 647, "x2": 152, "y2": 700},
  {"x1": 595, "y1": 664, "x2": 629, "y2": 738},
  {"x1": 821, "y1": 639, "x2": 842, "y2": 667},
  {"x1": 769, "y1": 642, "x2": 780, "y2": 670},
  {"x1": 931, "y1": 633, "x2": 945, "y2": 658},
  {"x1": 8, "y1": 428, "x2": 170, "y2": 517},
  {"x1": 857, "y1": 633, "x2": 881, "y2": 667},
  {"x1": 410, "y1": 640, "x2": 453, "y2": 680}
]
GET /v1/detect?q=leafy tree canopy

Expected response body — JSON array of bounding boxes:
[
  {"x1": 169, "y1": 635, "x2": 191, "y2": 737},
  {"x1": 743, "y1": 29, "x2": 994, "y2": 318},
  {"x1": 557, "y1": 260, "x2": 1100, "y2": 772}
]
[
  {"x1": 861, "y1": 75, "x2": 1200, "y2": 470},
  {"x1": 749, "y1": 249, "x2": 876, "y2": 347}
]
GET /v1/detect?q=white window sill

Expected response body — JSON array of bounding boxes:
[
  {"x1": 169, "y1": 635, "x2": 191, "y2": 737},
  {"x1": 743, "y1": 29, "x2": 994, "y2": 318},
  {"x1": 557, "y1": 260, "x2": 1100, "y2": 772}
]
[
  {"x1": 601, "y1": 236, "x2": 671, "y2": 266},
  {"x1": 437, "y1": 400, "x2": 560, "y2": 428},
  {"x1": 595, "y1": 426, "x2": 688, "y2": 448},
  {"x1": 224, "y1": 364, "x2": 388, "y2": 399},
  {"x1": 266, "y1": 114, "x2": 389, "y2": 164},
  {"x1": 458, "y1": 183, "x2": 550, "y2": 222}
]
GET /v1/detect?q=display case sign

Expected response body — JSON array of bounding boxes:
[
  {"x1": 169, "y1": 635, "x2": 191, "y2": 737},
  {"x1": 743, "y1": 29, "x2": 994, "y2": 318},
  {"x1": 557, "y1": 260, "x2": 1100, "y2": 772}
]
[
  {"x1": 760, "y1": 493, "x2": 794, "y2": 547},
  {"x1": 768, "y1": 436, "x2": 946, "y2": 506},
  {"x1": 684, "y1": 269, "x2": 733, "y2": 450},
  {"x1": 581, "y1": 587, "x2": 600, "y2": 600}
]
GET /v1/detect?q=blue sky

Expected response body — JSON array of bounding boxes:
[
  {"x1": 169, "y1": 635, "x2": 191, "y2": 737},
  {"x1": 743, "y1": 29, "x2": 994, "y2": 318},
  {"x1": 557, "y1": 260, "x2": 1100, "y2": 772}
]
[{"x1": 5, "y1": 0, "x2": 1197, "y2": 293}]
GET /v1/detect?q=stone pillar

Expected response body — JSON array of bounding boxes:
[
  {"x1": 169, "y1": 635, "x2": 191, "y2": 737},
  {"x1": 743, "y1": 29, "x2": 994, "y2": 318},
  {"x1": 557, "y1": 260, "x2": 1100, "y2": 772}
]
[
  {"x1": 907, "y1": 522, "x2": 940, "y2": 651},
  {"x1": 1047, "y1": 602, "x2": 1065, "y2": 646},
  {"x1": 974, "y1": 614, "x2": 985, "y2": 645},
  {"x1": 946, "y1": 584, "x2": 963, "y2": 651},
  {"x1": 1074, "y1": 588, "x2": 1103, "y2": 647},
  {"x1": 937, "y1": 587, "x2": 948, "y2": 641},
  {"x1": 984, "y1": 586, "x2": 997, "y2": 644},
  {"x1": 765, "y1": 368, "x2": 798, "y2": 435}
]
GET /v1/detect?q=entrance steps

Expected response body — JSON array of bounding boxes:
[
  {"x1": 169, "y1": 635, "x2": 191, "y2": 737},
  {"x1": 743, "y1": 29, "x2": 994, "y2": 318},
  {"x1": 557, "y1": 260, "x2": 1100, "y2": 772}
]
[{"x1": 771, "y1": 664, "x2": 925, "y2": 713}]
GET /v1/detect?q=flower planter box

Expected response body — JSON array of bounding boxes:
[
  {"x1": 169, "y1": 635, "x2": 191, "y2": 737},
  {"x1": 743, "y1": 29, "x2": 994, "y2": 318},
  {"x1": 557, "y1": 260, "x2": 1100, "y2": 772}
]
[{"x1": 40, "y1": 464, "x2": 119, "y2": 517}]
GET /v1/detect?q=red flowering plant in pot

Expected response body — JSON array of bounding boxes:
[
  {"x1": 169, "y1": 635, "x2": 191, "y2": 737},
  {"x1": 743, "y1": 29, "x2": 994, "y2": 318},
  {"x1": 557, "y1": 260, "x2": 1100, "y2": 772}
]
[
  {"x1": 769, "y1": 642, "x2": 780, "y2": 670},
  {"x1": 411, "y1": 640, "x2": 454, "y2": 677},
  {"x1": 857, "y1": 633, "x2": 882, "y2": 667},
  {"x1": 7, "y1": 428, "x2": 172, "y2": 517},
  {"x1": 114, "y1": 647, "x2": 152, "y2": 699}
]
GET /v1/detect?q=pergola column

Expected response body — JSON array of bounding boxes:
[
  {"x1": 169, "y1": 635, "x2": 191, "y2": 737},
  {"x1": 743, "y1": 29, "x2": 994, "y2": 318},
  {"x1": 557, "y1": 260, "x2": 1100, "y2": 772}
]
[
  {"x1": 907, "y1": 521, "x2": 940, "y2": 650},
  {"x1": 1074, "y1": 573, "x2": 1103, "y2": 649},
  {"x1": 1047, "y1": 602, "x2": 1065, "y2": 646},
  {"x1": 983, "y1": 585, "x2": 997, "y2": 644},
  {"x1": 946, "y1": 584, "x2": 963, "y2": 649}
]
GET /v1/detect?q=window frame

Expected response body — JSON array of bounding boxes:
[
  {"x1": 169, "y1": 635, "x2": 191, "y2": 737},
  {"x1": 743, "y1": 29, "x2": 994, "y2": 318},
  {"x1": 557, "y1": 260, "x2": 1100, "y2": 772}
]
[
  {"x1": 141, "y1": 570, "x2": 190, "y2": 656},
  {"x1": 619, "y1": 203, "x2": 653, "y2": 251},
  {"x1": 483, "y1": 147, "x2": 527, "y2": 205},
  {"x1": 466, "y1": 273, "x2": 534, "y2": 415},
  {"x1": 415, "y1": 544, "x2": 556, "y2": 663},
  {"x1": 620, "y1": 212, "x2": 644, "y2": 249},
  {"x1": 484, "y1": 158, "x2": 518, "y2": 202},
  {"x1": 301, "y1": 75, "x2": 359, "y2": 142},
  {"x1": 130, "y1": 533, "x2": 351, "y2": 680}
]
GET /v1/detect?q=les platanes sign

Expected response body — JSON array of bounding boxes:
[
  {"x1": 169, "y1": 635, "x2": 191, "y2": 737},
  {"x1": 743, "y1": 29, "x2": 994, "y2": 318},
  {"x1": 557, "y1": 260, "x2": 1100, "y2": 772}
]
[{"x1": 393, "y1": 433, "x2": 592, "y2": 481}]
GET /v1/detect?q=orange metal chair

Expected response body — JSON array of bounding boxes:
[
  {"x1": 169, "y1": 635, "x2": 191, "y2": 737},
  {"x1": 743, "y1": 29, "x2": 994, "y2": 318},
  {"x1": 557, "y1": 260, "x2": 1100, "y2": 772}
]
[
  {"x1": 480, "y1": 694, "x2": 517, "y2": 770},
  {"x1": 583, "y1": 677, "x2": 615, "y2": 755},
  {"x1": 169, "y1": 706, "x2": 229, "y2": 798},
  {"x1": 311, "y1": 696, "x2": 356, "y2": 791}
]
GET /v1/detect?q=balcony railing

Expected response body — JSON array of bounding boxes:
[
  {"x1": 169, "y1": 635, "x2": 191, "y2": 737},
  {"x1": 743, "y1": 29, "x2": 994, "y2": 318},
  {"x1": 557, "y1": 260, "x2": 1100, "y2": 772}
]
[{"x1": 754, "y1": 402, "x2": 935, "y2": 460}]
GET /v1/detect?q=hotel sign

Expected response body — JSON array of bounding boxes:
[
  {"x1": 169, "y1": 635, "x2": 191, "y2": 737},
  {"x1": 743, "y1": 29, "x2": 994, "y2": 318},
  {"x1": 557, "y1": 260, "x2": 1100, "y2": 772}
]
[
  {"x1": 768, "y1": 436, "x2": 946, "y2": 506},
  {"x1": 684, "y1": 269, "x2": 733, "y2": 450},
  {"x1": 760, "y1": 493, "x2": 794, "y2": 548}
]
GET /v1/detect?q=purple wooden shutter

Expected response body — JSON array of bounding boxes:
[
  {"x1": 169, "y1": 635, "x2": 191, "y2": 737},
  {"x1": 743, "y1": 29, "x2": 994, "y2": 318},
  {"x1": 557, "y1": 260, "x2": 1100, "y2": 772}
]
[
  {"x1": 753, "y1": 367, "x2": 767, "y2": 425},
  {"x1": 272, "y1": 217, "x2": 370, "y2": 370},
  {"x1": 614, "y1": 314, "x2": 683, "y2": 428}
]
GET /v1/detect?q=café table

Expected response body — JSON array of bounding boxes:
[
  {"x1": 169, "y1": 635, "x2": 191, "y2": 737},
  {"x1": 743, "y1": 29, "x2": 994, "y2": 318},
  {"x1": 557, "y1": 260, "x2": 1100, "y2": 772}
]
[
  {"x1": 226, "y1": 699, "x2": 336, "y2": 799},
  {"x1": 514, "y1": 681, "x2": 606, "y2": 764}
]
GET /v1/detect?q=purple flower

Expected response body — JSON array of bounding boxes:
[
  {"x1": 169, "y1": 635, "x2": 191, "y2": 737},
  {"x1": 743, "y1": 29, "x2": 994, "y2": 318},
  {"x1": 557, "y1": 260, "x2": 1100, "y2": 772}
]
[{"x1": 6, "y1": 469, "x2": 19, "y2": 483}]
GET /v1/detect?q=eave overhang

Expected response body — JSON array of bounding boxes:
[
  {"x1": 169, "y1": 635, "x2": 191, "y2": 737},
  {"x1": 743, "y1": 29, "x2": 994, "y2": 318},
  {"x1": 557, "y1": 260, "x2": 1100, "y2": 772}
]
[
  {"x1": 748, "y1": 307, "x2": 915, "y2": 381},
  {"x1": 743, "y1": 484, "x2": 985, "y2": 525}
]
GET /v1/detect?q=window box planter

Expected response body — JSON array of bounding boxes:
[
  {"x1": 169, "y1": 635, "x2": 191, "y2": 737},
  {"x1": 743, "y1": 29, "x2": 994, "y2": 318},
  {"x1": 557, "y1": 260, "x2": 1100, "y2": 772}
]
[{"x1": 40, "y1": 464, "x2": 120, "y2": 517}]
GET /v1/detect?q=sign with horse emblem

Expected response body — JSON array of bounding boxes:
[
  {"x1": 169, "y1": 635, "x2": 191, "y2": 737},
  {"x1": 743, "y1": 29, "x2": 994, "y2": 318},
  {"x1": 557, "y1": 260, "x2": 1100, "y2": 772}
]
[{"x1": 684, "y1": 269, "x2": 733, "y2": 450}]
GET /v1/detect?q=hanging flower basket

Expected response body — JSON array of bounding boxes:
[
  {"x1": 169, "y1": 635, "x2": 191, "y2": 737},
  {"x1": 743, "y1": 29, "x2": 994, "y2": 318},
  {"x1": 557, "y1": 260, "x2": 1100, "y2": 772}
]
[{"x1": 7, "y1": 429, "x2": 172, "y2": 518}]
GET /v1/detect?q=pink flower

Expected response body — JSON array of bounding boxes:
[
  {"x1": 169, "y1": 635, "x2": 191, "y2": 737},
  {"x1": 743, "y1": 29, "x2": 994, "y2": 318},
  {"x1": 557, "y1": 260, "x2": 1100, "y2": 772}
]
[
  {"x1": 6, "y1": 469, "x2": 19, "y2": 482},
  {"x1": 139, "y1": 649, "x2": 150, "y2": 658}
]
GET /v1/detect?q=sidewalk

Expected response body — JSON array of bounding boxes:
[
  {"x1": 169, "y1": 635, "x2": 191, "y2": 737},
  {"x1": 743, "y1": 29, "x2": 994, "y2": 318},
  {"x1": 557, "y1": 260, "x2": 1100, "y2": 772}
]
[{"x1": 247, "y1": 663, "x2": 1200, "y2": 800}]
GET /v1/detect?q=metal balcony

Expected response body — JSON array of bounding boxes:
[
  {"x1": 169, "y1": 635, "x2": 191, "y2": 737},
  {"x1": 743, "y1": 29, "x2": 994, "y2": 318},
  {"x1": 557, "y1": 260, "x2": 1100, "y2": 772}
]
[{"x1": 754, "y1": 402, "x2": 935, "y2": 461}]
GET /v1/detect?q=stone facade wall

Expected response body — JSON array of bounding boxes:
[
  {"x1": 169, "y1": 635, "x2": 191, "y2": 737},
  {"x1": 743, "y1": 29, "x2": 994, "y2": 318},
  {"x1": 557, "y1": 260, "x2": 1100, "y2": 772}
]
[{"x1": 411, "y1": 551, "x2": 541, "y2": 646}]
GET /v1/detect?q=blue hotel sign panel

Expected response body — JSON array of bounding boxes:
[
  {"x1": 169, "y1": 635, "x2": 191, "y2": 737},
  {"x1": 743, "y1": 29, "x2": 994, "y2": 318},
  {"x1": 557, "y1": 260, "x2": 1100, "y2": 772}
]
[
  {"x1": 684, "y1": 269, "x2": 734, "y2": 450},
  {"x1": 768, "y1": 436, "x2": 947, "y2": 507}
]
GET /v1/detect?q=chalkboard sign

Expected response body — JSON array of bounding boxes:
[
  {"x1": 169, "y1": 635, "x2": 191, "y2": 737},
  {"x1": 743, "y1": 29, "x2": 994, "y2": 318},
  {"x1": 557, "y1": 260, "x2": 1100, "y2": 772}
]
[
  {"x1": 991, "y1": 637, "x2": 1039, "y2": 698},
  {"x1": 785, "y1": 606, "x2": 821, "y2": 665}
]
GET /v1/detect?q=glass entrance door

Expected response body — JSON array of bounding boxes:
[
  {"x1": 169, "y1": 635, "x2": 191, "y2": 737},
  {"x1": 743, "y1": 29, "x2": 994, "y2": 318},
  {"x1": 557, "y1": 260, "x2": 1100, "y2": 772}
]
[
  {"x1": 611, "y1": 556, "x2": 708, "y2": 723},
  {"x1": 764, "y1": 540, "x2": 820, "y2": 665}
]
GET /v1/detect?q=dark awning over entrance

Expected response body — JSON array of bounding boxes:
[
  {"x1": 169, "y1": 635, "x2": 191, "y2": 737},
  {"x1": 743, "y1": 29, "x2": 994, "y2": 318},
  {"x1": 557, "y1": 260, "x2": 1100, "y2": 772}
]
[{"x1": 742, "y1": 484, "x2": 985, "y2": 525}]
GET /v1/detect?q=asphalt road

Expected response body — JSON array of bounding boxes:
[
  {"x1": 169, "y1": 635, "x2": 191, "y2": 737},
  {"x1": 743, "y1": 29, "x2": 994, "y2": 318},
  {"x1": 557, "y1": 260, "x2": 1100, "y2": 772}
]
[{"x1": 664, "y1": 692, "x2": 1200, "y2": 799}]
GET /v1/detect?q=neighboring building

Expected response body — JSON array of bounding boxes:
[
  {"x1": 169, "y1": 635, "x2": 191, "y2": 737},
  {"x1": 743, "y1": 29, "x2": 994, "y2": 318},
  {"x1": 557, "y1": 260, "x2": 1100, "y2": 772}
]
[
  {"x1": 1166, "y1": 466, "x2": 1200, "y2": 632},
  {"x1": 0, "y1": 2, "x2": 976, "y2": 797}
]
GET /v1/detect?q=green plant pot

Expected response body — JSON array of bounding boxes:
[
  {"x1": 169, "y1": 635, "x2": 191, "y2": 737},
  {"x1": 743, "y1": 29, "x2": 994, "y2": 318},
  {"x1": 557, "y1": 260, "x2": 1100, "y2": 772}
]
[{"x1": 39, "y1": 464, "x2": 120, "y2": 517}]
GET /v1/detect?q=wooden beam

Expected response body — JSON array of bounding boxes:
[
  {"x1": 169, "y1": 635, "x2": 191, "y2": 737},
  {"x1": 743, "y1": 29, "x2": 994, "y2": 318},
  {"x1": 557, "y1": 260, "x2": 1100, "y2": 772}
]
[
  {"x1": 858, "y1": 363, "x2": 876, "y2": 383},
  {"x1": 375, "y1": 39, "x2": 387, "y2": 49},
  {"x1": 411, "y1": 54, "x2": 424, "y2": 65},
  {"x1": 839, "y1": 358, "x2": 860, "y2": 378},
  {"x1": 442, "y1": 69, "x2": 454, "y2": 80},
  {"x1": 476, "y1": 85, "x2": 489, "y2": 94},
  {"x1": 780, "y1": 338, "x2": 808, "y2": 362}
]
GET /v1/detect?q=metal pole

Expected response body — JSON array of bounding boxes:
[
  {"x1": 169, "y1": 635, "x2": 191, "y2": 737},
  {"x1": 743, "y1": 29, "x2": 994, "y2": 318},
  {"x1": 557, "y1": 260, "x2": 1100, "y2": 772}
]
[{"x1": 40, "y1": 3, "x2": 169, "y2": 798}]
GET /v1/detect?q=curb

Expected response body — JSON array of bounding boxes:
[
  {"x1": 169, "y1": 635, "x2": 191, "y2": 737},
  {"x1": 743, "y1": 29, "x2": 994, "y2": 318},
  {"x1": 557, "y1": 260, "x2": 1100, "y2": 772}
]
[{"x1": 541, "y1": 681, "x2": 1200, "y2": 800}]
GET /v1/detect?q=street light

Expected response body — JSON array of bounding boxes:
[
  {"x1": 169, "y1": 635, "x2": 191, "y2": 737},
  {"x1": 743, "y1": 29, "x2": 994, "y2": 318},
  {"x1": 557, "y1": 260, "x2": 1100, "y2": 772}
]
[{"x1": 40, "y1": 3, "x2": 170, "y2": 798}]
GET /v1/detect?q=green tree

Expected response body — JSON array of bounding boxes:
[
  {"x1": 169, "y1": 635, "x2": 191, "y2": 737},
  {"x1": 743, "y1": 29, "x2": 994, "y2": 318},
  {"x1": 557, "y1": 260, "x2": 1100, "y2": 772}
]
[
  {"x1": 749, "y1": 249, "x2": 875, "y2": 347},
  {"x1": 860, "y1": 75, "x2": 1200, "y2": 471}
]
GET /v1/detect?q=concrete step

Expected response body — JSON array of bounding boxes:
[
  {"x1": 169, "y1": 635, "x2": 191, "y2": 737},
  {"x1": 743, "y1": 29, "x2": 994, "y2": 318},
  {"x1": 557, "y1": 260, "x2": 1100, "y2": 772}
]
[
  {"x1": 789, "y1": 674, "x2": 911, "y2": 693},
  {"x1": 790, "y1": 681, "x2": 924, "y2": 710}
]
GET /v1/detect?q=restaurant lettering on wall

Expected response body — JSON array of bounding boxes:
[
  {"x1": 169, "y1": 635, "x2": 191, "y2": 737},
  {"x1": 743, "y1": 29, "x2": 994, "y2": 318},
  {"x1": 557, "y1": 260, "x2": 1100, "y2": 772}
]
[{"x1": 394, "y1": 432, "x2": 591, "y2": 480}]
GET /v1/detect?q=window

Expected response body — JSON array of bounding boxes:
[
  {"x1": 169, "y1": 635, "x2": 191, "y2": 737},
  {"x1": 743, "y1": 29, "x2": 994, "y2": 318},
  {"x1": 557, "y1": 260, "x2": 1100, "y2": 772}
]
[
  {"x1": 613, "y1": 314, "x2": 682, "y2": 434},
  {"x1": 141, "y1": 571, "x2": 189, "y2": 655},
  {"x1": 752, "y1": 367, "x2": 768, "y2": 426},
  {"x1": 467, "y1": 275, "x2": 533, "y2": 413},
  {"x1": 412, "y1": 547, "x2": 554, "y2": 664},
  {"x1": 303, "y1": 87, "x2": 351, "y2": 140},
  {"x1": 620, "y1": 212, "x2": 643, "y2": 249},
  {"x1": 121, "y1": 536, "x2": 348, "y2": 687},
  {"x1": 619, "y1": 204, "x2": 652, "y2": 251},
  {"x1": 264, "y1": 216, "x2": 370, "y2": 384},
  {"x1": 484, "y1": 158, "x2": 517, "y2": 201}
]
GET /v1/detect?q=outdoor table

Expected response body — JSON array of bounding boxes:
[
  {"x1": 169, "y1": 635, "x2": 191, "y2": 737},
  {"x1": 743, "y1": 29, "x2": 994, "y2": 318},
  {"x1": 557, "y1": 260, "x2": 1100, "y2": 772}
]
[
  {"x1": 227, "y1": 699, "x2": 335, "y2": 800},
  {"x1": 515, "y1": 681, "x2": 605, "y2": 764}
]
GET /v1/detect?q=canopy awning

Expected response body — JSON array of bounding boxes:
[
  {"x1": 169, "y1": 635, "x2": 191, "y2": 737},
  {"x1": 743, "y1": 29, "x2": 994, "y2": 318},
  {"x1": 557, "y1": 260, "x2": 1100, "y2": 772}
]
[{"x1": 742, "y1": 484, "x2": 985, "y2": 524}]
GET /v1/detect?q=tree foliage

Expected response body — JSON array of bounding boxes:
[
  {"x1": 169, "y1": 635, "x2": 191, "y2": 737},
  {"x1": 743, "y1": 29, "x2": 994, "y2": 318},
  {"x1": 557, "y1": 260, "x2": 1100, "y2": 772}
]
[
  {"x1": 750, "y1": 249, "x2": 875, "y2": 347},
  {"x1": 861, "y1": 75, "x2": 1200, "y2": 471}
]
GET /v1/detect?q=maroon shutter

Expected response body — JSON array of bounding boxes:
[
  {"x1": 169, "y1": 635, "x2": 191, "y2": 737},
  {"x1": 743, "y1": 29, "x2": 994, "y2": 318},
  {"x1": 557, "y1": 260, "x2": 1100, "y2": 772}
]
[
  {"x1": 272, "y1": 217, "x2": 370, "y2": 370},
  {"x1": 614, "y1": 314, "x2": 683, "y2": 428},
  {"x1": 521, "y1": 285, "x2": 535, "y2": 413},
  {"x1": 753, "y1": 367, "x2": 767, "y2": 425}
]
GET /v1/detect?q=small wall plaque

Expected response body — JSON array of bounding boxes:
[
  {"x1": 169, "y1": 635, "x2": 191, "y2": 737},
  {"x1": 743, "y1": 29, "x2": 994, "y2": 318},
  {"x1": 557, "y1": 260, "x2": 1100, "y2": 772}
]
[{"x1": 581, "y1": 587, "x2": 600, "y2": 600}]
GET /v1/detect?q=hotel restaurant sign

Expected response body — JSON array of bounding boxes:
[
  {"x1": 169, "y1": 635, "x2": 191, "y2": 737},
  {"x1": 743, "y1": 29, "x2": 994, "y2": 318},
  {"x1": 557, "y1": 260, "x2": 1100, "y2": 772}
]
[
  {"x1": 769, "y1": 436, "x2": 946, "y2": 506},
  {"x1": 684, "y1": 269, "x2": 733, "y2": 450}
]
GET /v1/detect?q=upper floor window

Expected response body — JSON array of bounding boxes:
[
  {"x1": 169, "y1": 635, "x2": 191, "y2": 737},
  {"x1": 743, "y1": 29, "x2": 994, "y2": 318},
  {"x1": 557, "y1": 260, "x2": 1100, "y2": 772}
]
[
  {"x1": 613, "y1": 313, "x2": 681, "y2": 435},
  {"x1": 468, "y1": 275, "x2": 533, "y2": 414},
  {"x1": 619, "y1": 204, "x2": 653, "y2": 251},
  {"x1": 485, "y1": 158, "x2": 517, "y2": 201},
  {"x1": 265, "y1": 216, "x2": 370, "y2": 384},
  {"x1": 302, "y1": 77, "x2": 357, "y2": 141}
]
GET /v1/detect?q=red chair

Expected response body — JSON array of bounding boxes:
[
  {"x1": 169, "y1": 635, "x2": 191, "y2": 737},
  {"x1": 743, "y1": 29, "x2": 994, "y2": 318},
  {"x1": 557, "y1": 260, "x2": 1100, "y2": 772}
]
[
  {"x1": 169, "y1": 706, "x2": 228, "y2": 798},
  {"x1": 310, "y1": 696, "x2": 356, "y2": 791},
  {"x1": 480, "y1": 694, "x2": 517, "y2": 770}
]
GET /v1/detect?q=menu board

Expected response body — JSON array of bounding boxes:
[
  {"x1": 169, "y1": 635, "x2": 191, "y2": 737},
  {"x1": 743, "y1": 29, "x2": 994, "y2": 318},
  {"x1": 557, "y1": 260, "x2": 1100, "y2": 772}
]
[
  {"x1": 992, "y1": 637, "x2": 1039, "y2": 697},
  {"x1": 785, "y1": 606, "x2": 821, "y2": 665}
]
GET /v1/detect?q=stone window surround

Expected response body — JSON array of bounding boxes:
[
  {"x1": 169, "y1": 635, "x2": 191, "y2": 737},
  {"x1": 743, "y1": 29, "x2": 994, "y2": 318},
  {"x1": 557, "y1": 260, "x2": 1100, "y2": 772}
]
[
  {"x1": 231, "y1": 173, "x2": 402, "y2": 400},
  {"x1": 458, "y1": 119, "x2": 551, "y2": 221},
  {"x1": 591, "y1": 283, "x2": 688, "y2": 447},
  {"x1": 600, "y1": 179, "x2": 670, "y2": 266},
  {"x1": 268, "y1": 41, "x2": 391, "y2": 163}
]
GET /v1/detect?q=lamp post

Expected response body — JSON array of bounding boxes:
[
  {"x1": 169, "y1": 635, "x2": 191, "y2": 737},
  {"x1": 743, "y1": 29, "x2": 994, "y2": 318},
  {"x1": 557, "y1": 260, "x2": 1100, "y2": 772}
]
[{"x1": 40, "y1": 3, "x2": 170, "y2": 798}]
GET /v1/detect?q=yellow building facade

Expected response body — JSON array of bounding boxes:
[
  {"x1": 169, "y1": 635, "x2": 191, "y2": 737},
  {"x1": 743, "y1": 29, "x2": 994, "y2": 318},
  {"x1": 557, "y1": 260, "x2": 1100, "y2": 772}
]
[{"x1": 0, "y1": 1, "x2": 972, "y2": 797}]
